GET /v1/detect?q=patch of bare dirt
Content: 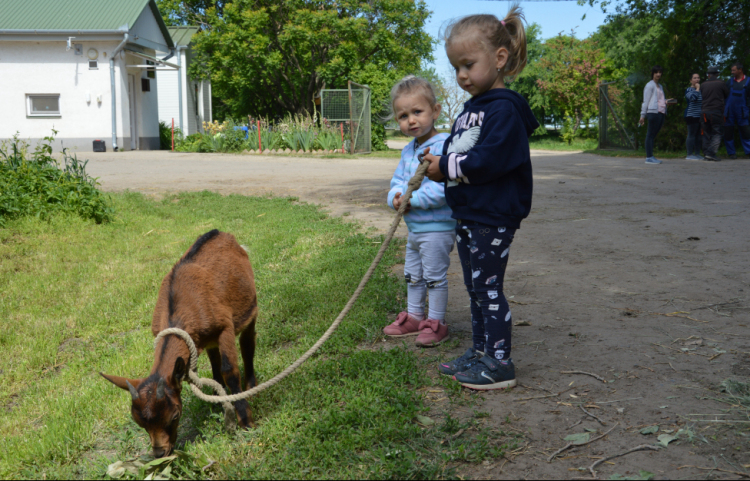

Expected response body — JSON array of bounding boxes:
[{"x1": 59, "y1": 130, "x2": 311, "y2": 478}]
[{"x1": 84, "y1": 149, "x2": 750, "y2": 479}]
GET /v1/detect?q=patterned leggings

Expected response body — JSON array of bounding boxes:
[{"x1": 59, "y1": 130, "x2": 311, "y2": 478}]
[{"x1": 455, "y1": 220, "x2": 515, "y2": 361}]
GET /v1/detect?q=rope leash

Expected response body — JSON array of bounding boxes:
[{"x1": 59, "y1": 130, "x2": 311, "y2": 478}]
[{"x1": 153, "y1": 156, "x2": 431, "y2": 422}]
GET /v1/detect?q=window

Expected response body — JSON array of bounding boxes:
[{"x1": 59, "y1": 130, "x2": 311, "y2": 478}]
[
  {"x1": 89, "y1": 60, "x2": 98, "y2": 69},
  {"x1": 27, "y1": 95, "x2": 60, "y2": 117}
]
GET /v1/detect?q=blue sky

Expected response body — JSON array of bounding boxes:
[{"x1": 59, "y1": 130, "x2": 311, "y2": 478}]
[{"x1": 423, "y1": 0, "x2": 609, "y2": 76}]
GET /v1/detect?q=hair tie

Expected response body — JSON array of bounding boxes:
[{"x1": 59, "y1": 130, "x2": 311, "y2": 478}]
[{"x1": 501, "y1": 20, "x2": 506, "y2": 27}]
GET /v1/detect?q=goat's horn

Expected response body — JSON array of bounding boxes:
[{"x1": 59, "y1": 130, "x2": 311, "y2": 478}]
[
  {"x1": 126, "y1": 380, "x2": 139, "y2": 402},
  {"x1": 156, "y1": 378, "x2": 166, "y2": 400}
]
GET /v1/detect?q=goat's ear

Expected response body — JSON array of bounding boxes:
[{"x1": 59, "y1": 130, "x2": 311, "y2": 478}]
[
  {"x1": 100, "y1": 373, "x2": 143, "y2": 393},
  {"x1": 172, "y1": 357, "x2": 186, "y2": 384}
]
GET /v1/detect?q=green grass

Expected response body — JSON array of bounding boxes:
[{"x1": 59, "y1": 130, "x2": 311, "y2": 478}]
[{"x1": 0, "y1": 192, "x2": 511, "y2": 479}]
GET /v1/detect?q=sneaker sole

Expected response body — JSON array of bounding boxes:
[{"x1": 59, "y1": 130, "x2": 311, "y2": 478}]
[
  {"x1": 457, "y1": 378, "x2": 518, "y2": 391},
  {"x1": 416, "y1": 334, "x2": 450, "y2": 348},
  {"x1": 383, "y1": 331, "x2": 419, "y2": 338}
]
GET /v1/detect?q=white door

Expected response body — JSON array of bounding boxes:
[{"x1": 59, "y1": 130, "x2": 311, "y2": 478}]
[{"x1": 128, "y1": 75, "x2": 138, "y2": 150}]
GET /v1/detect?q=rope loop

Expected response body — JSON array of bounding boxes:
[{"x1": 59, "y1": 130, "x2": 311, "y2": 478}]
[{"x1": 151, "y1": 159, "x2": 431, "y2": 408}]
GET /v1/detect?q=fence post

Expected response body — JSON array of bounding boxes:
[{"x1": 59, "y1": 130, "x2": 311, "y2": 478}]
[
  {"x1": 340, "y1": 123, "x2": 344, "y2": 153},
  {"x1": 348, "y1": 80, "x2": 354, "y2": 154},
  {"x1": 257, "y1": 120, "x2": 262, "y2": 152},
  {"x1": 171, "y1": 118, "x2": 174, "y2": 151}
]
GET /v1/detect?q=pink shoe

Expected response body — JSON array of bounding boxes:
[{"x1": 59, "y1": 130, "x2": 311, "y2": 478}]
[
  {"x1": 415, "y1": 319, "x2": 449, "y2": 347},
  {"x1": 383, "y1": 312, "x2": 422, "y2": 337}
]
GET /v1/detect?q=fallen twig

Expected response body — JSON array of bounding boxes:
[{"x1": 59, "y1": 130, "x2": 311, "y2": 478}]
[
  {"x1": 516, "y1": 386, "x2": 575, "y2": 402},
  {"x1": 518, "y1": 382, "x2": 553, "y2": 393},
  {"x1": 592, "y1": 397, "x2": 643, "y2": 405},
  {"x1": 708, "y1": 352, "x2": 723, "y2": 361},
  {"x1": 561, "y1": 371, "x2": 607, "y2": 383},
  {"x1": 693, "y1": 300, "x2": 742, "y2": 311},
  {"x1": 581, "y1": 405, "x2": 606, "y2": 425},
  {"x1": 678, "y1": 465, "x2": 750, "y2": 478},
  {"x1": 651, "y1": 311, "x2": 708, "y2": 323},
  {"x1": 548, "y1": 423, "x2": 619, "y2": 462},
  {"x1": 589, "y1": 445, "x2": 660, "y2": 478}
]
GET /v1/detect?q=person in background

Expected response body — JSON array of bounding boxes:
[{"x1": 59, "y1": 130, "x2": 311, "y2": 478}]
[
  {"x1": 723, "y1": 62, "x2": 750, "y2": 159},
  {"x1": 639, "y1": 66, "x2": 676, "y2": 165},
  {"x1": 684, "y1": 73, "x2": 704, "y2": 160},
  {"x1": 700, "y1": 66, "x2": 730, "y2": 162}
]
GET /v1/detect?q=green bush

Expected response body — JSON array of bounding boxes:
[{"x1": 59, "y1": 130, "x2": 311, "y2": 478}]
[
  {"x1": 0, "y1": 131, "x2": 114, "y2": 227},
  {"x1": 158, "y1": 120, "x2": 182, "y2": 150}
]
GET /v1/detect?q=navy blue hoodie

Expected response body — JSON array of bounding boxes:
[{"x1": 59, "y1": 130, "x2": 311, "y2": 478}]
[{"x1": 437, "y1": 88, "x2": 539, "y2": 229}]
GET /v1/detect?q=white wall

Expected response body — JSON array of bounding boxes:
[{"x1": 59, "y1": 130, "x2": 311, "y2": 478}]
[
  {"x1": 0, "y1": 40, "x2": 121, "y2": 151},
  {"x1": 0, "y1": 41, "x2": 161, "y2": 151},
  {"x1": 156, "y1": 46, "x2": 212, "y2": 136}
]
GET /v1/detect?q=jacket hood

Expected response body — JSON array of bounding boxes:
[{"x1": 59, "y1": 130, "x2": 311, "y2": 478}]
[
  {"x1": 408, "y1": 133, "x2": 446, "y2": 152},
  {"x1": 465, "y1": 88, "x2": 540, "y2": 137}
]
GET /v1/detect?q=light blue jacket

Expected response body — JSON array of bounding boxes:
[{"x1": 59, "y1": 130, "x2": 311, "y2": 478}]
[{"x1": 387, "y1": 134, "x2": 456, "y2": 233}]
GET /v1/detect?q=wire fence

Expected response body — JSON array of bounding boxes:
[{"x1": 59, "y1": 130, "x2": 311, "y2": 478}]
[
  {"x1": 599, "y1": 82, "x2": 636, "y2": 150},
  {"x1": 321, "y1": 81, "x2": 371, "y2": 153}
]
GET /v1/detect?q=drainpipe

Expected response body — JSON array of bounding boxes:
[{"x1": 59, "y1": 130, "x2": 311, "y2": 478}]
[
  {"x1": 176, "y1": 46, "x2": 185, "y2": 134},
  {"x1": 110, "y1": 33, "x2": 129, "y2": 151},
  {"x1": 161, "y1": 48, "x2": 175, "y2": 62}
]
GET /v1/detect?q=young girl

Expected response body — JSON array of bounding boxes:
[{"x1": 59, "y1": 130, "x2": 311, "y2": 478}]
[
  {"x1": 383, "y1": 76, "x2": 455, "y2": 347},
  {"x1": 422, "y1": 8, "x2": 540, "y2": 389}
]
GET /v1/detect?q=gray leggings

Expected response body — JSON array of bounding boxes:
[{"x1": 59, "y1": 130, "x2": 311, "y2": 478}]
[{"x1": 404, "y1": 231, "x2": 454, "y2": 320}]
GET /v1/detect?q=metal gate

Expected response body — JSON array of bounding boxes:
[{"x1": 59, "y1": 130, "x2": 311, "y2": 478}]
[
  {"x1": 320, "y1": 81, "x2": 371, "y2": 154},
  {"x1": 599, "y1": 82, "x2": 636, "y2": 150}
]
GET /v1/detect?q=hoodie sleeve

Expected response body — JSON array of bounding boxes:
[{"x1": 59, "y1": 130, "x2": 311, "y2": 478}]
[
  {"x1": 410, "y1": 178, "x2": 448, "y2": 210},
  {"x1": 387, "y1": 155, "x2": 408, "y2": 210},
  {"x1": 641, "y1": 82, "x2": 654, "y2": 118},
  {"x1": 437, "y1": 105, "x2": 529, "y2": 185}
]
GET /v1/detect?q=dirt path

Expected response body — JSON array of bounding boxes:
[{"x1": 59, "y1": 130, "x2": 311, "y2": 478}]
[{"x1": 86, "y1": 150, "x2": 750, "y2": 479}]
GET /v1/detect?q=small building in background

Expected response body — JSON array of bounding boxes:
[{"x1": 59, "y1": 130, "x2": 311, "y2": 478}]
[
  {"x1": 156, "y1": 26, "x2": 211, "y2": 136},
  {"x1": 0, "y1": 0, "x2": 176, "y2": 152}
]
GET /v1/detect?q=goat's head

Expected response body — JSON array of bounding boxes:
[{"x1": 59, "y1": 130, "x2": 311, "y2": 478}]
[{"x1": 100, "y1": 357, "x2": 187, "y2": 457}]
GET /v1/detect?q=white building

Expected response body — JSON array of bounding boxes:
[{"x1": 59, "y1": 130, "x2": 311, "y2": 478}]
[
  {"x1": 0, "y1": 0, "x2": 176, "y2": 151},
  {"x1": 156, "y1": 27, "x2": 212, "y2": 136}
]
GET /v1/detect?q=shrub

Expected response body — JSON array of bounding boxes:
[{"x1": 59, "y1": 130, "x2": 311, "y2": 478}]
[
  {"x1": 158, "y1": 121, "x2": 182, "y2": 150},
  {"x1": 0, "y1": 131, "x2": 114, "y2": 227}
]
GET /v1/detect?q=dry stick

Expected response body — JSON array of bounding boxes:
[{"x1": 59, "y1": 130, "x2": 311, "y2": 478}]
[
  {"x1": 581, "y1": 405, "x2": 606, "y2": 425},
  {"x1": 593, "y1": 397, "x2": 643, "y2": 404},
  {"x1": 516, "y1": 386, "x2": 576, "y2": 402},
  {"x1": 679, "y1": 465, "x2": 750, "y2": 478},
  {"x1": 588, "y1": 445, "x2": 660, "y2": 478},
  {"x1": 561, "y1": 370, "x2": 607, "y2": 383},
  {"x1": 547, "y1": 423, "x2": 619, "y2": 462}
]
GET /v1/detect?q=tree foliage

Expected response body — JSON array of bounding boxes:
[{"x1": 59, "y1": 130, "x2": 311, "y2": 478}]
[
  {"x1": 588, "y1": 0, "x2": 750, "y2": 151},
  {"x1": 159, "y1": 0, "x2": 433, "y2": 153}
]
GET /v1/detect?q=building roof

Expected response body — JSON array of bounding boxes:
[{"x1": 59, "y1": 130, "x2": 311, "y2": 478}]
[
  {"x1": 168, "y1": 26, "x2": 198, "y2": 47},
  {"x1": 0, "y1": 0, "x2": 173, "y2": 48}
]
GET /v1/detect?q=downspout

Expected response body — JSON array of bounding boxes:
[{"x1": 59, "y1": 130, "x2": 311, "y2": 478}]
[
  {"x1": 176, "y1": 46, "x2": 185, "y2": 134},
  {"x1": 110, "y1": 33, "x2": 129, "y2": 151}
]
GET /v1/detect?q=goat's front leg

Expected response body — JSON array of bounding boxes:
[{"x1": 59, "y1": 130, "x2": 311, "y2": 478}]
[{"x1": 218, "y1": 328, "x2": 254, "y2": 428}]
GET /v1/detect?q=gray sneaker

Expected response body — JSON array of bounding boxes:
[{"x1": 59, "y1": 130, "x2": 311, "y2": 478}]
[
  {"x1": 454, "y1": 356, "x2": 517, "y2": 390},
  {"x1": 438, "y1": 348, "x2": 483, "y2": 376},
  {"x1": 645, "y1": 157, "x2": 662, "y2": 164}
]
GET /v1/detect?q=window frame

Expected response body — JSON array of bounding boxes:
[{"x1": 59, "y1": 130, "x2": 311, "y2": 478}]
[{"x1": 26, "y1": 94, "x2": 61, "y2": 118}]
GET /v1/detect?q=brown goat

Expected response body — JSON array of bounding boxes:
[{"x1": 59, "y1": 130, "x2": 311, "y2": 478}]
[{"x1": 101, "y1": 229, "x2": 258, "y2": 457}]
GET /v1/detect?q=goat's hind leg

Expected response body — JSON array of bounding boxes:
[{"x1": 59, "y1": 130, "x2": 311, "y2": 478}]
[
  {"x1": 217, "y1": 329, "x2": 254, "y2": 428},
  {"x1": 206, "y1": 347, "x2": 226, "y2": 388},
  {"x1": 240, "y1": 321, "x2": 257, "y2": 390}
]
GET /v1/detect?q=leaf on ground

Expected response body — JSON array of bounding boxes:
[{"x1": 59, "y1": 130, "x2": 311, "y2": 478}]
[
  {"x1": 415, "y1": 415, "x2": 435, "y2": 426},
  {"x1": 584, "y1": 427, "x2": 598, "y2": 433},
  {"x1": 144, "y1": 455, "x2": 177, "y2": 467},
  {"x1": 564, "y1": 432, "x2": 590, "y2": 445},
  {"x1": 514, "y1": 320, "x2": 532, "y2": 326},
  {"x1": 640, "y1": 425, "x2": 659, "y2": 435},
  {"x1": 106, "y1": 462, "x2": 126, "y2": 479},
  {"x1": 657, "y1": 433, "x2": 678, "y2": 447}
]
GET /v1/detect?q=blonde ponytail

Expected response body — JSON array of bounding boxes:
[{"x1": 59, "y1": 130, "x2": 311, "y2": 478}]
[{"x1": 442, "y1": 3, "x2": 528, "y2": 80}]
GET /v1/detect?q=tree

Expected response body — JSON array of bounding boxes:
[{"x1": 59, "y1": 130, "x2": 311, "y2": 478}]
[
  {"x1": 508, "y1": 23, "x2": 551, "y2": 134},
  {"x1": 536, "y1": 35, "x2": 607, "y2": 143},
  {"x1": 585, "y1": 0, "x2": 750, "y2": 151},
  {"x1": 436, "y1": 69, "x2": 470, "y2": 129},
  {"x1": 160, "y1": 0, "x2": 433, "y2": 151}
]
